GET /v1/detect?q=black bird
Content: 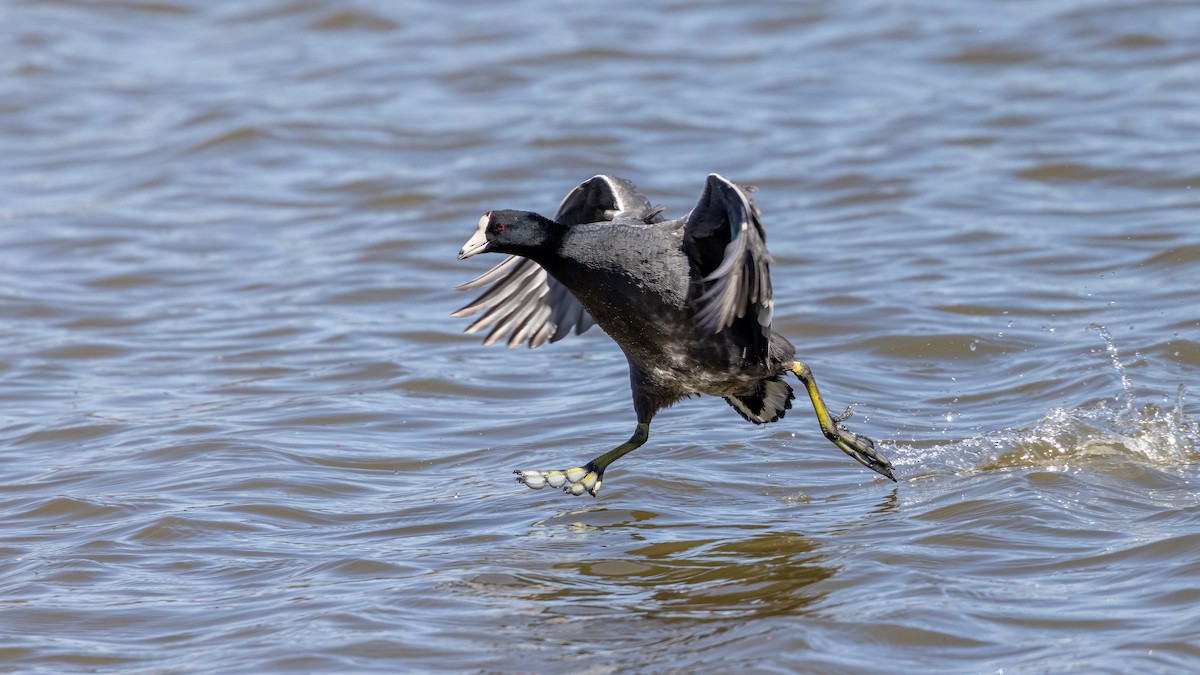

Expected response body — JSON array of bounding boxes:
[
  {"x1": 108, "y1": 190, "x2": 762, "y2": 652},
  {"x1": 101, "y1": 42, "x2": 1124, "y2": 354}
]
[{"x1": 454, "y1": 174, "x2": 894, "y2": 496}]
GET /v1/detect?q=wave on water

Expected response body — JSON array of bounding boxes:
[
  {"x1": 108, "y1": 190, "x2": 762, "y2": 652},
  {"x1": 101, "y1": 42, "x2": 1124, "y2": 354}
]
[{"x1": 888, "y1": 324, "x2": 1200, "y2": 477}]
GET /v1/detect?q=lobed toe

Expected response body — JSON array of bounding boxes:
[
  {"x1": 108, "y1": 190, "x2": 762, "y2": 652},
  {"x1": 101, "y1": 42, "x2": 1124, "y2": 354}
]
[{"x1": 513, "y1": 466, "x2": 605, "y2": 497}]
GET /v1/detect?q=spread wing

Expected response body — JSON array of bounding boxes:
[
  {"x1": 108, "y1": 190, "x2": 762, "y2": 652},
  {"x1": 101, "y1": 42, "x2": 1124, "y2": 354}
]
[
  {"x1": 452, "y1": 255, "x2": 592, "y2": 348},
  {"x1": 555, "y1": 175, "x2": 665, "y2": 226},
  {"x1": 683, "y1": 173, "x2": 773, "y2": 359},
  {"x1": 453, "y1": 175, "x2": 662, "y2": 349}
]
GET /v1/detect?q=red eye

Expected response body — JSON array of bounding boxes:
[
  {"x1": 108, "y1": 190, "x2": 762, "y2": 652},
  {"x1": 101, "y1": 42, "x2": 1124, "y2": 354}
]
[{"x1": 496, "y1": 223, "x2": 505, "y2": 231}]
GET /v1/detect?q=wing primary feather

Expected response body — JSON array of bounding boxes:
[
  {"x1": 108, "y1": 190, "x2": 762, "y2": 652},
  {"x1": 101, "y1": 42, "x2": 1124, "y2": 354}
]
[
  {"x1": 476, "y1": 283, "x2": 546, "y2": 345},
  {"x1": 685, "y1": 174, "x2": 775, "y2": 344},
  {"x1": 454, "y1": 255, "x2": 522, "y2": 292}
]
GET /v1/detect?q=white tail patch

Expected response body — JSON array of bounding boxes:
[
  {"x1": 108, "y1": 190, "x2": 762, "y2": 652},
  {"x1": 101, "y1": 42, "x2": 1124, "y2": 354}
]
[{"x1": 726, "y1": 376, "x2": 794, "y2": 425}]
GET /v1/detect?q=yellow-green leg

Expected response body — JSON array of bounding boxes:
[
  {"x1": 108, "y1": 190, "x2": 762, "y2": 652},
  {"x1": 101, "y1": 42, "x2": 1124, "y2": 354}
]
[
  {"x1": 792, "y1": 361, "x2": 896, "y2": 481},
  {"x1": 515, "y1": 423, "x2": 650, "y2": 497}
]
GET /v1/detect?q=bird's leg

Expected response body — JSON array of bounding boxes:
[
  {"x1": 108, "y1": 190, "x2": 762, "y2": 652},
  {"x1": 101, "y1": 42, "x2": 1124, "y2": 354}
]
[
  {"x1": 514, "y1": 423, "x2": 650, "y2": 497},
  {"x1": 791, "y1": 361, "x2": 896, "y2": 481}
]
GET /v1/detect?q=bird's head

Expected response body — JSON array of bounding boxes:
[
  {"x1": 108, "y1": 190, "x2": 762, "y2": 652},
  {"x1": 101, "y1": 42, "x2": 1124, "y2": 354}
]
[{"x1": 458, "y1": 210, "x2": 560, "y2": 260}]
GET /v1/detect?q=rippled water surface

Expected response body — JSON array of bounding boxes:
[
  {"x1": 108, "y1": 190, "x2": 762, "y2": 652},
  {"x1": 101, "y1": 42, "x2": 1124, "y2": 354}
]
[{"x1": 3, "y1": 0, "x2": 1200, "y2": 672}]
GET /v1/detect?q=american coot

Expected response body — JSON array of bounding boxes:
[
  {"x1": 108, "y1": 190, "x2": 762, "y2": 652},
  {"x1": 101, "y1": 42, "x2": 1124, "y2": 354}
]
[{"x1": 455, "y1": 174, "x2": 895, "y2": 497}]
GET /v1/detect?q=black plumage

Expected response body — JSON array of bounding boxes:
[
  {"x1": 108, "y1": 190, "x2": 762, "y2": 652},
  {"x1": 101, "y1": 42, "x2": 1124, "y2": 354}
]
[{"x1": 455, "y1": 174, "x2": 894, "y2": 497}]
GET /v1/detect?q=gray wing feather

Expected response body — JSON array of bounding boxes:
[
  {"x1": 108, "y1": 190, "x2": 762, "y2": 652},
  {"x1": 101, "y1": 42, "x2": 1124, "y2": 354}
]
[
  {"x1": 556, "y1": 175, "x2": 665, "y2": 225},
  {"x1": 454, "y1": 175, "x2": 660, "y2": 349},
  {"x1": 686, "y1": 173, "x2": 774, "y2": 336},
  {"x1": 452, "y1": 256, "x2": 592, "y2": 349}
]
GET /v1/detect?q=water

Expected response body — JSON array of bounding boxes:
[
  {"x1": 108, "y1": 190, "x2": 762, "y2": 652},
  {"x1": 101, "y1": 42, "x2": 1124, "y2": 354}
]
[{"x1": 2, "y1": 0, "x2": 1199, "y2": 671}]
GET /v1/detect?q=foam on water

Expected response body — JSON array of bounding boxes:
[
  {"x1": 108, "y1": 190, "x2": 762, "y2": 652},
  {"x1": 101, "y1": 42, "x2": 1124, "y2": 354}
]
[{"x1": 889, "y1": 324, "x2": 1200, "y2": 477}]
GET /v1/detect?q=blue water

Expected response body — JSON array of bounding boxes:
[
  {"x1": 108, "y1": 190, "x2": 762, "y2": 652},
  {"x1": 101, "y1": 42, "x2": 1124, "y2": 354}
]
[{"x1": 2, "y1": 0, "x2": 1199, "y2": 672}]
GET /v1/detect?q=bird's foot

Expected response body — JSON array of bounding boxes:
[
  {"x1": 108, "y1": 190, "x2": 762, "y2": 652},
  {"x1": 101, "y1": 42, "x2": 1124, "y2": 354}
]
[
  {"x1": 827, "y1": 423, "x2": 897, "y2": 482},
  {"x1": 514, "y1": 463, "x2": 603, "y2": 497}
]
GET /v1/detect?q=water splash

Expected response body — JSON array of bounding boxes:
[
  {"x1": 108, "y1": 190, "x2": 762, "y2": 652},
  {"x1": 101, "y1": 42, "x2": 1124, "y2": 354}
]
[
  {"x1": 1089, "y1": 322, "x2": 1136, "y2": 414},
  {"x1": 888, "y1": 324, "x2": 1199, "y2": 476}
]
